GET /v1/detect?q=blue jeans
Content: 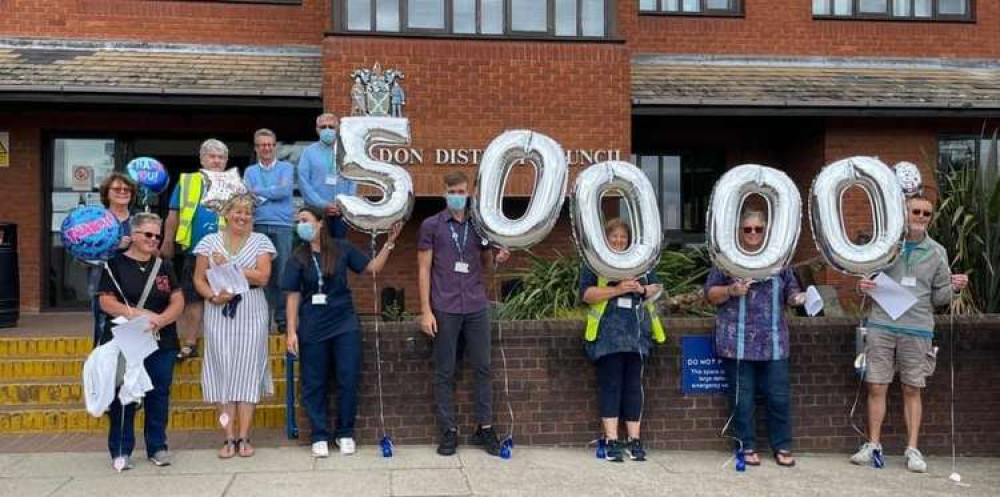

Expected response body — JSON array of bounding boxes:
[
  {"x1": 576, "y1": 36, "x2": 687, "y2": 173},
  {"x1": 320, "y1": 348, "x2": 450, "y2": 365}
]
[
  {"x1": 299, "y1": 331, "x2": 362, "y2": 442},
  {"x1": 255, "y1": 224, "x2": 293, "y2": 329},
  {"x1": 722, "y1": 358, "x2": 792, "y2": 452},
  {"x1": 91, "y1": 297, "x2": 105, "y2": 346},
  {"x1": 107, "y1": 348, "x2": 177, "y2": 458}
]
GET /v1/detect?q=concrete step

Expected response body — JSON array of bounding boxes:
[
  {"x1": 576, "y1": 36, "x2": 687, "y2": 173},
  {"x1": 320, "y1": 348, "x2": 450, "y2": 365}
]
[
  {"x1": 0, "y1": 355, "x2": 293, "y2": 380},
  {"x1": 0, "y1": 378, "x2": 289, "y2": 406},
  {"x1": 0, "y1": 335, "x2": 290, "y2": 358}
]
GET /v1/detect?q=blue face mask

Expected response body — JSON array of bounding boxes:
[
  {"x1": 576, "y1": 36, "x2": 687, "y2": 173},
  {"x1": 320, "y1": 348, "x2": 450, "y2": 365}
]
[
  {"x1": 296, "y1": 222, "x2": 316, "y2": 242},
  {"x1": 445, "y1": 194, "x2": 467, "y2": 212},
  {"x1": 319, "y1": 128, "x2": 337, "y2": 146}
]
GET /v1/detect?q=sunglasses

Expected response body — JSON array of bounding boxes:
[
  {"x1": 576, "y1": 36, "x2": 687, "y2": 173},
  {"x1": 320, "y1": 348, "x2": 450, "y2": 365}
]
[
  {"x1": 742, "y1": 226, "x2": 765, "y2": 234},
  {"x1": 255, "y1": 142, "x2": 276, "y2": 148},
  {"x1": 317, "y1": 125, "x2": 337, "y2": 130},
  {"x1": 911, "y1": 209, "x2": 933, "y2": 218},
  {"x1": 110, "y1": 187, "x2": 133, "y2": 194},
  {"x1": 134, "y1": 231, "x2": 163, "y2": 241}
]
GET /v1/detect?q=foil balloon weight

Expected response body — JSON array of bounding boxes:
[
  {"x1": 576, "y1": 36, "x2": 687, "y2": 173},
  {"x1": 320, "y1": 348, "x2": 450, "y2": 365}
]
[
  {"x1": 707, "y1": 164, "x2": 802, "y2": 280},
  {"x1": 470, "y1": 130, "x2": 568, "y2": 250},
  {"x1": 201, "y1": 168, "x2": 248, "y2": 213},
  {"x1": 60, "y1": 206, "x2": 121, "y2": 261},
  {"x1": 334, "y1": 116, "x2": 414, "y2": 234},
  {"x1": 570, "y1": 161, "x2": 662, "y2": 280},
  {"x1": 126, "y1": 157, "x2": 169, "y2": 194},
  {"x1": 894, "y1": 161, "x2": 923, "y2": 197},
  {"x1": 809, "y1": 156, "x2": 906, "y2": 276},
  {"x1": 380, "y1": 435, "x2": 393, "y2": 458}
]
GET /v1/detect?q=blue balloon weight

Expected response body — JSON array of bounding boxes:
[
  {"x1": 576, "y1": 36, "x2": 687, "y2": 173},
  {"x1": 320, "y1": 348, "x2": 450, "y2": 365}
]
[
  {"x1": 60, "y1": 206, "x2": 121, "y2": 261},
  {"x1": 126, "y1": 157, "x2": 169, "y2": 194}
]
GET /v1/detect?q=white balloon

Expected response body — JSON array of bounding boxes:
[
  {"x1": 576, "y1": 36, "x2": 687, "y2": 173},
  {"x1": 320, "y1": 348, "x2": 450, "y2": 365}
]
[
  {"x1": 334, "y1": 116, "x2": 415, "y2": 234},
  {"x1": 707, "y1": 164, "x2": 802, "y2": 280},
  {"x1": 570, "y1": 161, "x2": 662, "y2": 280},
  {"x1": 471, "y1": 130, "x2": 568, "y2": 250},
  {"x1": 809, "y1": 156, "x2": 906, "y2": 276},
  {"x1": 894, "y1": 161, "x2": 923, "y2": 197}
]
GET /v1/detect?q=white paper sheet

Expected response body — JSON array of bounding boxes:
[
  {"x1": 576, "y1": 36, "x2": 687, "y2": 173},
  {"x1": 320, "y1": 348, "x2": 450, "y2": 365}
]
[
  {"x1": 111, "y1": 316, "x2": 158, "y2": 364},
  {"x1": 206, "y1": 262, "x2": 250, "y2": 296},
  {"x1": 869, "y1": 272, "x2": 918, "y2": 321},
  {"x1": 805, "y1": 285, "x2": 824, "y2": 317}
]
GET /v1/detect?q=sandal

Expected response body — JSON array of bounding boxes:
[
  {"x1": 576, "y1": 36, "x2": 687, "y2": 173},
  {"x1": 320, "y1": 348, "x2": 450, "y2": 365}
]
[
  {"x1": 218, "y1": 439, "x2": 236, "y2": 459},
  {"x1": 236, "y1": 438, "x2": 255, "y2": 458},
  {"x1": 742, "y1": 449, "x2": 762, "y2": 466},
  {"x1": 774, "y1": 449, "x2": 796, "y2": 467},
  {"x1": 176, "y1": 343, "x2": 198, "y2": 361}
]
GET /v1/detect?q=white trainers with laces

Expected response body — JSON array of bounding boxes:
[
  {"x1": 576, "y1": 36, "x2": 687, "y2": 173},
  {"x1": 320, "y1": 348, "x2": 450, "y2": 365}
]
[
  {"x1": 336, "y1": 437, "x2": 356, "y2": 455},
  {"x1": 850, "y1": 442, "x2": 882, "y2": 465},
  {"x1": 904, "y1": 447, "x2": 927, "y2": 473},
  {"x1": 311, "y1": 441, "x2": 330, "y2": 458}
]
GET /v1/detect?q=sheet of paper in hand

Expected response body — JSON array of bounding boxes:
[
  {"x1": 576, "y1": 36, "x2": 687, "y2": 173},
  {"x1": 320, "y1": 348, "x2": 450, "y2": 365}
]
[
  {"x1": 111, "y1": 315, "x2": 158, "y2": 363},
  {"x1": 206, "y1": 261, "x2": 250, "y2": 296}
]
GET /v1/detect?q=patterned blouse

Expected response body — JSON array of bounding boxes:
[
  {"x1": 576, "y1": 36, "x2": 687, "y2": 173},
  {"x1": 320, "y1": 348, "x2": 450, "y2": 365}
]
[{"x1": 704, "y1": 267, "x2": 800, "y2": 362}]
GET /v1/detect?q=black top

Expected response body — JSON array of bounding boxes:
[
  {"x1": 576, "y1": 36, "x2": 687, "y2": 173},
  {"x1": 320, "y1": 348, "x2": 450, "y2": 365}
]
[{"x1": 97, "y1": 252, "x2": 181, "y2": 350}]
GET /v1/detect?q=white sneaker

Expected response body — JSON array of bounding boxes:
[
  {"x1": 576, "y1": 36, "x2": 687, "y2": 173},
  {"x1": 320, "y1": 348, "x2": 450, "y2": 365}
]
[
  {"x1": 850, "y1": 442, "x2": 882, "y2": 465},
  {"x1": 336, "y1": 437, "x2": 356, "y2": 455},
  {"x1": 311, "y1": 441, "x2": 329, "y2": 458},
  {"x1": 904, "y1": 447, "x2": 927, "y2": 473}
]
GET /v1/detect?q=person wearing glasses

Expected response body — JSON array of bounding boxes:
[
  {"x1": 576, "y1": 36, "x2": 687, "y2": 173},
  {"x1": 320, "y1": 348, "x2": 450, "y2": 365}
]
[
  {"x1": 705, "y1": 209, "x2": 806, "y2": 468},
  {"x1": 89, "y1": 172, "x2": 138, "y2": 344},
  {"x1": 97, "y1": 212, "x2": 184, "y2": 469},
  {"x1": 851, "y1": 194, "x2": 968, "y2": 473},
  {"x1": 297, "y1": 113, "x2": 353, "y2": 239},
  {"x1": 243, "y1": 129, "x2": 295, "y2": 334}
]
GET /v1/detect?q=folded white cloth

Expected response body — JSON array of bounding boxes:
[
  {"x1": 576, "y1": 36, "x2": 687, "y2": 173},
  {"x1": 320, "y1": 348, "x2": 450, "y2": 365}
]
[{"x1": 82, "y1": 341, "x2": 153, "y2": 417}]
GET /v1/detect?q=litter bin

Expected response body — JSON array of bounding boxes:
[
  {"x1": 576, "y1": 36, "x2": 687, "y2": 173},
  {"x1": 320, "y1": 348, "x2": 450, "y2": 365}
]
[{"x1": 0, "y1": 222, "x2": 19, "y2": 328}]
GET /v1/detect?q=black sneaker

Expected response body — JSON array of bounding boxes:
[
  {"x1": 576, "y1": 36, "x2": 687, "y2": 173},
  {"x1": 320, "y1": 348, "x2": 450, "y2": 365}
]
[
  {"x1": 605, "y1": 439, "x2": 624, "y2": 462},
  {"x1": 437, "y1": 429, "x2": 458, "y2": 456},
  {"x1": 471, "y1": 425, "x2": 502, "y2": 456},
  {"x1": 626, "y1": 438, "x2": 646, "y2": 461}
]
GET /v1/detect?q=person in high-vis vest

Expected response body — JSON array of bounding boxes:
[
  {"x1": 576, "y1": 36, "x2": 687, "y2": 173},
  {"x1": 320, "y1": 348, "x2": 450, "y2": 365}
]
[
  {"x1": 705, "y1": 209, "x2": 806, "y2": 468},
  {"x1": 162, "y1": 139, "x2": 225, "y2": 361},
  {"x1": 580, "y1": 218, "x2": 664, "y2": 463}
]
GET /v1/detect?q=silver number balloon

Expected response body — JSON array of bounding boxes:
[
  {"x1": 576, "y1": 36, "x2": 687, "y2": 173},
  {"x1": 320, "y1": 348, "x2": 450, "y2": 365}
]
[
  {"x1": 809, "y1": 156, "x2": 906, "y2": 276},
  {"x1": 470, "y1": 130, "x2": 568, "y2": 249},
  {"x1": 570, "y1": 161, "x2": 662, "y2": 280},
  {"x1": 334, "y1": 116, "x2": 415, "y2": 234},
  {"x1": 707, "y1": 164, "x2": 802, "y2": 280}
]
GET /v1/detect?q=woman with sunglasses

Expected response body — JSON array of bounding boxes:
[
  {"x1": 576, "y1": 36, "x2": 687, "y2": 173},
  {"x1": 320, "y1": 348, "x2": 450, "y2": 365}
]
[
  {"x1": 97, "y1": 212, "x2": 183, "y2": 469},
  {"x1": 705, "y1": 209, "x2": 806, "y2": 468},
  {"x1": 89, "y1": 173, "x2": 138, "y2": 344},
  {"x1": 851, "y1": 195, "x2": 968, "y2": 473}
]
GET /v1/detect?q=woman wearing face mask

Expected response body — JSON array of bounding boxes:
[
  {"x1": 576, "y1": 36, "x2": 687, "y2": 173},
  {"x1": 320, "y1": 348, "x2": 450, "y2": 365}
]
[
  {"x1": 579, "y1": 218, "x2": 664, "y2": 463},
  {"x1": 282, "y1": 206, "x2": 401, "y2": 458},
  {"x1": 705, "y1": 210, "x2": 806, "y2": 468}
]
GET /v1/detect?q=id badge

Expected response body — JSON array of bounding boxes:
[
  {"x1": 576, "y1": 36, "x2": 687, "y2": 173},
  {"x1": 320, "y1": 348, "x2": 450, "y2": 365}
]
[
  {"x1": 454, "y1": 261, "x2": 470, "y2": 274},
  {"x1": 616, "y1": 297, "x2": 632, "y2": 309},
  {"x1": 312, "y1": 294, "x2": 328, "y2": 305},
  {"x1": 325, "y1": 173, "x2": 339, "y2": 186},
  {"x1": 900, "y1": 276, "x2": 917, "y2": 287}
]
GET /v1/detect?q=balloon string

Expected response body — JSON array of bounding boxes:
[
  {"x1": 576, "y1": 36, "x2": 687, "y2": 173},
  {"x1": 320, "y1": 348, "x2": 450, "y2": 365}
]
[
  {"x1": 949, "y1": 302, "x2": 957, "y2": 474},
  {"x1": 370, "y1": 236, "x2": 388, "y2": 439},
  {"x1": 493, "y1": 260, "x2": 515, "y2": 441},
  {"x1": 848, "y1": 293, "x2": 870, "y2": 441}
]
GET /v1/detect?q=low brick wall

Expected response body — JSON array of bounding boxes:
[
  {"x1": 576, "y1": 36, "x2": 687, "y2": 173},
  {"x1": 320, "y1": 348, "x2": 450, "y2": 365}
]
[{"x1": 303, "y1": 316, "x2": 1000, "y2": 455}]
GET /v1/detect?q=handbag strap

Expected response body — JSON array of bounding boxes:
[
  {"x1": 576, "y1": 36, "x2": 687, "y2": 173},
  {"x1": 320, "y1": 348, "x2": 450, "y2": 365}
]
[{"x1": 136, "y1": 258, "x2": 162, "y2": 310}]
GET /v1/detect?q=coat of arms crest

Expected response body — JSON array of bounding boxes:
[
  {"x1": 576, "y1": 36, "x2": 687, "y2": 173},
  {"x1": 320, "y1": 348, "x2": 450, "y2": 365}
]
[{"x1": 350, "y1": 62, "x2": 406, "y2": 117}]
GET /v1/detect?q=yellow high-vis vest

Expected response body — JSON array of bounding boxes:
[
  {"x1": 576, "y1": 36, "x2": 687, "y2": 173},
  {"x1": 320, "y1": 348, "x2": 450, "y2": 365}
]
[
  {"x1": 174, "y1": 172, "x2": 204, "y2": 250},
  {"x1": 585, "y1": 276, "x2": 665, "y2": 343}
]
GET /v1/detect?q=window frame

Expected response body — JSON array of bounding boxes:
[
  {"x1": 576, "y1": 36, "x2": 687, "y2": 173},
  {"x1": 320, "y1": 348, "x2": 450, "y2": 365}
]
[
  {"x1": 812, "y1": 0, "x2": 975, "y2": 23},
  {"x1": 334, "y1": 0, "x2": 618, "y2": 40},
  {"x1": 637, "y1": 0, "x2": 744, "y2": 18}
]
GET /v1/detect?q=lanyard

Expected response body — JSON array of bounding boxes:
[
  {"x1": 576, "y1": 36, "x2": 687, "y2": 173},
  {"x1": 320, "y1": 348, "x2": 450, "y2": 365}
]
[
  {"x1": 449, "y1": 221, "x2": 469, "y2": 262},
  {"x1": 326, "y1": 143, "x2": 338, "y2": 175},
  {"x1": 311, "y1": 253, "x2": 324, "y2": 293}
]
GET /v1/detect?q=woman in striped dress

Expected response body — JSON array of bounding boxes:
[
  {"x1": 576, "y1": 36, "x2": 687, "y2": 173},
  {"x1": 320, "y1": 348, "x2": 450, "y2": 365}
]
[{"x1": 193, "y1": 194, "x2": 275, "y2": 458}]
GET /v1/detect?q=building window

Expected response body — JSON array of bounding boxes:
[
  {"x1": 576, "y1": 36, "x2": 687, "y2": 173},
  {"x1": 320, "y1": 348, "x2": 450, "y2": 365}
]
[
  {"x1": 340, "y1": 0, "x2": 611, "y2": 37},
  {"x1": 812, "y1": 0, "x2": 971, "y2": 20},
  {"x1": 638, "y1": 0, "x2": 742, "y2": 15},
  {"x1": 938, "y1": 136, "x2": 985, "y2": 177},
  {"x1": 633, "y1": 151, "x2": 725, "y2": 243}
]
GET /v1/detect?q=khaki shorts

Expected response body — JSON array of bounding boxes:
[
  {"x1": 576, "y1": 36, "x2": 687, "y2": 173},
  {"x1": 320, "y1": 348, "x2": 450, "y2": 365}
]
[{"x1": 864, "y1": 329, "x2": 937, "y2": 388}]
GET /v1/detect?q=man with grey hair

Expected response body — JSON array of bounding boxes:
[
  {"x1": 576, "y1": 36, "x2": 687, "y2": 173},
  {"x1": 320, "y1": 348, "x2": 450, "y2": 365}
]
[
  {"x1": 244, "y1": 128, "x2": 295, "y2": 333},
  {"x1": 163, "y1": 138, "x2": 227, "y2": 360},
  {"x1": 297, "y1": 112, "x2": 354, "y2": 238}
]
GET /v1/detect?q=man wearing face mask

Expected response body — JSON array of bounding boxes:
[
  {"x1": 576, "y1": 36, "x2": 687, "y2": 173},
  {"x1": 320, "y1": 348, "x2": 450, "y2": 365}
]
[
  {"x1": 297, "y1": 113, "x2": 354, "y2": 239},
  {"x1": 418, "y1": 171, "x2": 510, "y2": 457}
]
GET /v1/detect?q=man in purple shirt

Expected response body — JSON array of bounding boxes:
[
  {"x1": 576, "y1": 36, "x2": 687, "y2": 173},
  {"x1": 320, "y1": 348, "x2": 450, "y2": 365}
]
[{"x1": 418, "y1": 171, "x2": 509, "y2": 457}]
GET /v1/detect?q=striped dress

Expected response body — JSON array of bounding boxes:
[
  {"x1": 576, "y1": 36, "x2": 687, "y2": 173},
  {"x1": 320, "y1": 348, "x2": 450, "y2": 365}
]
[{"x1": 194, "y1": 232, "x2": 276, "y2": 404}]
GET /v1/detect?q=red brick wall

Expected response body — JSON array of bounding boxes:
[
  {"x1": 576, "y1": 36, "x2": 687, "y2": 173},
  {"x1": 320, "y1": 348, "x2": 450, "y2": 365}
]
[
  {"x1": 0, "y1": 123, "x2": 42, "y2": 313},
  {"x1": 316, "y1": 317, "x2": 1000, "y2": 455},
  {"x1": 626, "y1": 1, "x2": 1000, "y2": 58},
  {"x1": 0, "y1": 0, "x2": 325, "y2": 45}
]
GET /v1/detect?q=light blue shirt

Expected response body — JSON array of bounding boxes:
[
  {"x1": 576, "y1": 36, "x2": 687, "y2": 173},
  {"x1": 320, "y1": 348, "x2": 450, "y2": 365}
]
[
  {"x1": 297, "y1": 141, "x2": 357, "y2": 210},
  {"x1": 243, "y1": 159, "x2": 295, "y2": 227}
]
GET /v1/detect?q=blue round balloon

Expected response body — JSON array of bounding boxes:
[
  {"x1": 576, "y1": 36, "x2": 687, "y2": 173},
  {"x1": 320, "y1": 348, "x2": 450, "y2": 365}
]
[
  {"x1": 60, "y1": 206, "x2": 121, "y2": 261},
  {"x1": 126, "y1": 157, "x2": 169, "y2": 194}
]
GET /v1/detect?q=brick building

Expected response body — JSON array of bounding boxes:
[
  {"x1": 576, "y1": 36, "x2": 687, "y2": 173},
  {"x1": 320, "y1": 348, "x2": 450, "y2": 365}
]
[{"x1": 0, "y1": 0, "x2": 996, "y2": 313}]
